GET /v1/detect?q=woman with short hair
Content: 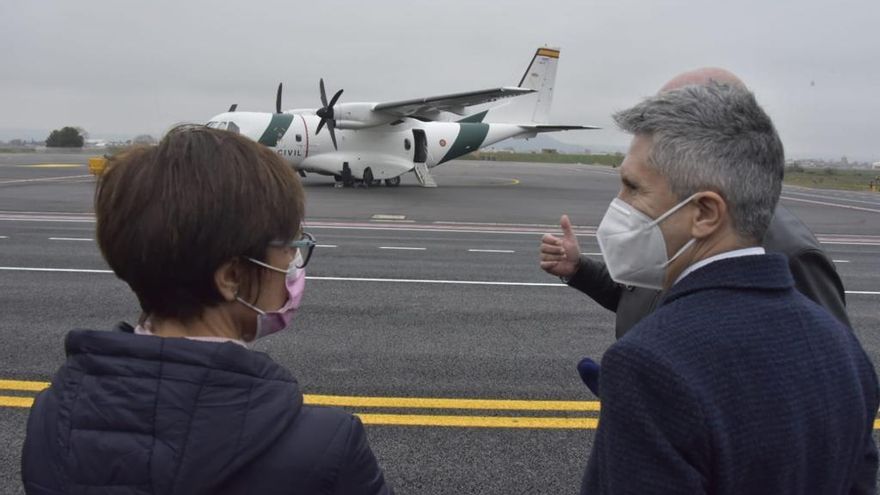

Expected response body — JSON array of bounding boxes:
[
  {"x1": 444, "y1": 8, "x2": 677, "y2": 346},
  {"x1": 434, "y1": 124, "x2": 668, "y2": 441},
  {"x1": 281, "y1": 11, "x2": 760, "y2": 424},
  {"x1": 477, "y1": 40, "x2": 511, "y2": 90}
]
[{"x1": 22, "y1": 126, "x2": 393, "y2": 495}]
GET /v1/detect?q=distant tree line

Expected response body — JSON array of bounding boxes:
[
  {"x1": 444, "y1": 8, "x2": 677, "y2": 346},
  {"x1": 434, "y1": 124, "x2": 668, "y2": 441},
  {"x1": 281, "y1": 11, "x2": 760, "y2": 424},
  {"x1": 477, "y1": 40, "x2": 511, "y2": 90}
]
[{"x1": 46, "y1": 127, "x2": 84, "y2": 148}]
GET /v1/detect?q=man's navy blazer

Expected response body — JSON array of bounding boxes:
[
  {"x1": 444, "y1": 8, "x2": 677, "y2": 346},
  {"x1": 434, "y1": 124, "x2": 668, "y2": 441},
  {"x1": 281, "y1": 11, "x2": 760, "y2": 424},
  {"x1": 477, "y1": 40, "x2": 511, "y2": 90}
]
[{"x1": 582, "y1": 254, "x2": 878, "y2": 495}]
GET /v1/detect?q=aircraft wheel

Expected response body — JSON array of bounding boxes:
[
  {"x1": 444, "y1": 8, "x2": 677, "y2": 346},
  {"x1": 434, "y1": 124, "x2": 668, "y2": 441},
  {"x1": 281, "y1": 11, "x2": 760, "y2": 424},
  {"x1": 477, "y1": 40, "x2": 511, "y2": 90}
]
[
  {"x1": 363, "y1": 168, "x2": 374, "y2": 186},
  {"x1": 384, "y1": 176, "x2": 401, "y2": 187}
]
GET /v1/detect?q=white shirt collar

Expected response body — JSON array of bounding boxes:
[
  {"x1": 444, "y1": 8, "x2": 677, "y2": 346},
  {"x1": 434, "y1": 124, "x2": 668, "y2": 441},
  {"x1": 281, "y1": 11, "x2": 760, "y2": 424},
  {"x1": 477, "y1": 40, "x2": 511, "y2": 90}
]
[
  {"x1": 133, "y1": 322, "x2": 248, "y2": 348},
  {"x1": 674, "y1": 246, "x2": 766, "y2": 286}
]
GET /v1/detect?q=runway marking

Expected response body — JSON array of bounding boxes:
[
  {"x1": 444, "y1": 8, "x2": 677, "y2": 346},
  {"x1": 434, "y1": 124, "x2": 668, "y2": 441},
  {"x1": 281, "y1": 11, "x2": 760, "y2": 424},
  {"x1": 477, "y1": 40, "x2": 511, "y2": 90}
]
[
  {"x1": 310, "y1": 276, "x2": 561, "y2": 287},
  {"x1": 318, "y1": 225, "x2": 585, "y2": 236},
  {"x1": 2, "y1": 378, "x2": 879, "y2": 430},
  {"x1": 18, "y1": 164, "x2": 83, "y2": 169},
  {"x1": 4, "y1": 213, "x2": 880, "y2": 247},
  {"x1": 0, "y1": 394, "x2": 599, "y2": 429},
  {"x1": 0, "y1": 174, "x2": 92, "y2": 185},
  {"x1": 2, "y1": 266, "x2": 879, "y2": 294},
  {"x1": 783, "y1": 190, "x2": 880, "y2": 207},
  {"x1": 0, "y1": 379, "x2": 49, "y2": 391},
  {"x1": 307, "y1": 394, "x2": 599, "y2": 411},
  {"x1": 0, "y1": 396, "x2": 34, "y2": 408},
  {"x1": 468, "y1": 249, "x2": 515, "y2": 253},
  {"x1": 833, "y1": 260, "x2": 850, "y2": 263},
  {"x1": 0, "y1": 380, "x2": 597, "y2": 411},
  {"x1": 316, "y1": 244, "x2": 338, "y2": 248},
  {"x1": 49, "y1": 237, "x2": 93, "y2": 242},
  {"x1": 379, "y1": 246, "x2": 427, "y2": 251},
  {"x1": 371, "y1": 214, "x2": 407, "y2": 220},
  {"x1": 781, "y1": 196, "x2": 880, "y2": 214},
  {"x1": 0, "y1": 236, "x2": 7, "y2": 239},
  {"x1": 357, "y1": 414, "x2": 597, "y2": 429},
  {"x1": 0, "y1": 266, "x2": 113, "y2": 274}
]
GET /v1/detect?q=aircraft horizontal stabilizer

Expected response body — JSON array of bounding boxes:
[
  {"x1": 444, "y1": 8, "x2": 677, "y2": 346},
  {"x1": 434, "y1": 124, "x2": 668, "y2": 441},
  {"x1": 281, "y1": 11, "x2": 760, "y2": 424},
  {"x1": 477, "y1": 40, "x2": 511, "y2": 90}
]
[
  {"x1": 520, "y1": 124, "x2": 601, "y2": 132},
  {"x1": 374, "y1": 87, "x2": 534, "y2": 118}
]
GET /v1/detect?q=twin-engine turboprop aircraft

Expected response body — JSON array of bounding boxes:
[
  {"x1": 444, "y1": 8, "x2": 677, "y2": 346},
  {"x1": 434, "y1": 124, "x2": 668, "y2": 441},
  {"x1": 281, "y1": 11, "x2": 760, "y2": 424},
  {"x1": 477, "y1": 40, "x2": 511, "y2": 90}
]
[{"x1": 206, "y1": 47, "x2": 597, "y2": 187}]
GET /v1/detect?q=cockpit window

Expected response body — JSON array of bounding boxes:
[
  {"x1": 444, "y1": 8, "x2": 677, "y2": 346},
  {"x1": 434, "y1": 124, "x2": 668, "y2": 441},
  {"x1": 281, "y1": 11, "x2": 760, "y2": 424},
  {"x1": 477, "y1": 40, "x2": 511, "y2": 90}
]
[
  {"x1": 227, "y1": 122, "x2": 240, "y2": 134},
  {"x1": 206, "y1": 121, "x2": 230, "y2": 130}
]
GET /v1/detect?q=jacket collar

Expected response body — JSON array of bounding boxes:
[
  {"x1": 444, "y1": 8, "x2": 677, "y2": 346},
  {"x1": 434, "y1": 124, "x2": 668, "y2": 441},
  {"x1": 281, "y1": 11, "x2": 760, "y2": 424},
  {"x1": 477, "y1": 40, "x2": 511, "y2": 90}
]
[
  {"x1": 661, "y1": 253, "x2": 793, "y2": 307},
  {"x1": 66, "y1": 326, "x2": 296, "y2": 384}
]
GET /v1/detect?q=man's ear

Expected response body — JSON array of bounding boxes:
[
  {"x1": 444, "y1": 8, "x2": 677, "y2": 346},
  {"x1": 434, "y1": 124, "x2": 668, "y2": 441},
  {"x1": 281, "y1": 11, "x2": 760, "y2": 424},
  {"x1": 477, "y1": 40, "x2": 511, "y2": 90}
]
[
  {"x1": 214, "y1": 259, "x2": 242, "y2": 302},
  {"x1": 691, "y1": 191, "x2": 727, "y2": 240}
]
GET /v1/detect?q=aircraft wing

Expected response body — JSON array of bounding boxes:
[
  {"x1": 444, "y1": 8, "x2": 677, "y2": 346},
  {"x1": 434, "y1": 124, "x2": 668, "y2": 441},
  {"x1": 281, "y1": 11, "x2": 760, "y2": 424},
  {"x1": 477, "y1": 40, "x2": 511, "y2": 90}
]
[{"x1": 373, "y1": 87, "x2": 535, "y2": 118}]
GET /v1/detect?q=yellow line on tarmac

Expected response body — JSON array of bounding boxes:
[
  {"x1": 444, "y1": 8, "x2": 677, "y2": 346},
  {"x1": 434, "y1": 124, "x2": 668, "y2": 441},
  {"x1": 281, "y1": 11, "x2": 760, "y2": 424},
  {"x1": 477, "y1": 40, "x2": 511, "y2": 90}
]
[
  {"x1": 0, "y1": 380, "x2": 599, "y2": 411},
  {"x1": 3, "y1": 379, "x2": 879, "y2": 431},
  {"x1": 19, "y1": 164, "x2": 83, "y2": 168},
  {"x1": 0, "y1": 396, "x2": 34, "y2": 408},
  {"x1": 305, "y1": 394, "x2": 600, "y2": 411},
  {"x1": 0, "y1": 380, "x2": 49, "y2": 391},
  {"x1": 357, "y1": 414, "x2": 598, "y2": 429}
]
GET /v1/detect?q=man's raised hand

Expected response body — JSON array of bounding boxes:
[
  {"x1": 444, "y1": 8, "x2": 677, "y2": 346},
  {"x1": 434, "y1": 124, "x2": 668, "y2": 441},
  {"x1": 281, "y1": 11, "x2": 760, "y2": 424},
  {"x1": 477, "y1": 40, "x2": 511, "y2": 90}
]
[{"x1": 539, "y1": 214, "x2": 582, "y2": 278}]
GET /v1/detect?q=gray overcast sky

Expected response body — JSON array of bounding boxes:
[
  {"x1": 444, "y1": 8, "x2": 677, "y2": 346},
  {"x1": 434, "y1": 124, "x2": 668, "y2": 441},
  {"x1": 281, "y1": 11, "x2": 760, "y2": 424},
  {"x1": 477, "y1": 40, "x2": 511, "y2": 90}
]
[{"x1": 2, "y1": 0, "x2": 878, "y2": 161}]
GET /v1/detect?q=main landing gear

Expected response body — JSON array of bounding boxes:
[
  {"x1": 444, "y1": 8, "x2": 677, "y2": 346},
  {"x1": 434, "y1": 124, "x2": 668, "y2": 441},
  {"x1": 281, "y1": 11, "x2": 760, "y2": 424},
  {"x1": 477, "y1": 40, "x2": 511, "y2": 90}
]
[{"x1": 333, "y1": 165, "x2": 401, "y2": 188}]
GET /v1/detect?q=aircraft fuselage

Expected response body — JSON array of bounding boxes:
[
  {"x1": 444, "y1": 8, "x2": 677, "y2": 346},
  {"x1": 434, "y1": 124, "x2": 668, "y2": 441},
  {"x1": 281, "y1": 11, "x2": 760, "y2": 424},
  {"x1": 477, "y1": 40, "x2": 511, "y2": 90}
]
[{"x1": 208, "y1": 111, "x2": 526, "y2": 181}]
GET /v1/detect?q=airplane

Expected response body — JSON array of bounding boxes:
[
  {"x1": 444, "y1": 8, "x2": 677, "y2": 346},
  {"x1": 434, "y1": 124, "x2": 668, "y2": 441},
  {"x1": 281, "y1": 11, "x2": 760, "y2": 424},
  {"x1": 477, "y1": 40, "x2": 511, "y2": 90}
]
[{"x1": 206, "y1": 47, "x2": 598, "y2": 188}]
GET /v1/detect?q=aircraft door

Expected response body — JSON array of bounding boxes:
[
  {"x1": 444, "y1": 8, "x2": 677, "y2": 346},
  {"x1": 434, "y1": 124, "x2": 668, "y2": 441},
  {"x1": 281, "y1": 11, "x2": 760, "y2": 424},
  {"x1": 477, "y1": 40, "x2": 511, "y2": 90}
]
[
  {"x1": 412, "y1": 129, "x2": 427, "y2": 163},
  {"x1": 292, "y1": 116, "x2": 307, "y2": 160}
]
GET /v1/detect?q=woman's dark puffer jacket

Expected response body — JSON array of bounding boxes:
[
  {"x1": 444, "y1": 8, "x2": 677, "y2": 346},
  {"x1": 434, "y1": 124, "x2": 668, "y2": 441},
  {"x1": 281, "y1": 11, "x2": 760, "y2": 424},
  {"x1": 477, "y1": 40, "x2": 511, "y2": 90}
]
[{"x1": 22, "y1": 324, "x2": 393, "y2": 495}]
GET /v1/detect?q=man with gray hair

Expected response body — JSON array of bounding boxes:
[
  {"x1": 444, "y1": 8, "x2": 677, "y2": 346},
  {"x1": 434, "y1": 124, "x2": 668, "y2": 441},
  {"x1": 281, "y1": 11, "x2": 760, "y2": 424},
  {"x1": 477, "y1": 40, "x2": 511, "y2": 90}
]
[{"x1": 571, "y1": 78, "x2": 878, "y2": 493}]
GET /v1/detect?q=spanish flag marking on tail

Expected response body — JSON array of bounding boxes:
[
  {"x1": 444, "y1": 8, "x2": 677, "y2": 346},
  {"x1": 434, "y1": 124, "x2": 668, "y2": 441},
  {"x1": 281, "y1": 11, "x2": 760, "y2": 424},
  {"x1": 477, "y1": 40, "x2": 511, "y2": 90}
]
[{"x1": 536, "y1": 48, "x2": 560, "y2": 59}]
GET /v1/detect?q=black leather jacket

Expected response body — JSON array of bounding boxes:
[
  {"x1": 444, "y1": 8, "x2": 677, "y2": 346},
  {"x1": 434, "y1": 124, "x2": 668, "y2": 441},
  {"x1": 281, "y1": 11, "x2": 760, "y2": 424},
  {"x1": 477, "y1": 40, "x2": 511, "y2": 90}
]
[{"x1": 568, "y1": 205, "x2": 850, "y2": 338}]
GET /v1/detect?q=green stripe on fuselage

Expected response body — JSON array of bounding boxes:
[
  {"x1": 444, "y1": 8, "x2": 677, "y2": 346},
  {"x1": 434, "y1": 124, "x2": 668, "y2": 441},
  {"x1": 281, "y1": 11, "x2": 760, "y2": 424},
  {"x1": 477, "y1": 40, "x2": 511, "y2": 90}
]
[
  {"x1": 440, "y1": 123, "x2": 490, "y2": 163},
  {"x1": 258, "y1": 113, "x2": 294, "y2": 147}
]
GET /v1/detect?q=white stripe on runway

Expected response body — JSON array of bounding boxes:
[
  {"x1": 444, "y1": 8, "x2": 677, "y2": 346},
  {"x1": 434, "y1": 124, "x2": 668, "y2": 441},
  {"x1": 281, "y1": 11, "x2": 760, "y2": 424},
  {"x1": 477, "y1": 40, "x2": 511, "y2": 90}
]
[
  {"x1": 833, "y1": 260, "x2": 850, "y2": 263},
  {"x1": 468, "y1": 249, "x2": 515, "y2": 253},
  {"x1": 49, "y1": 237, "x2": 93, "y2": 242},
  {"x1": 0, "y1": 174, "x2": 92, "y2": 185},
  {"x1": 316, "y1": 244, "x2": 338, "y2": 248},
  {"x1": 0, "y1": 266, "x2": 112, "y2": 274},
  {"x1": 0, "y1": 266, "x2": 877, "y2": 294},
  {"x1": 379, "y1": 246, "x2": 427, "y2": 251},
  {"x1": 310, "y1": 276, "x2": 562, "y2": 287},
  {"x1": 783, "y1": 190, "x2": 880, "y2": 207},
  {"x1": 781, "y1": 196, "x2": 880, "y2": 214}
]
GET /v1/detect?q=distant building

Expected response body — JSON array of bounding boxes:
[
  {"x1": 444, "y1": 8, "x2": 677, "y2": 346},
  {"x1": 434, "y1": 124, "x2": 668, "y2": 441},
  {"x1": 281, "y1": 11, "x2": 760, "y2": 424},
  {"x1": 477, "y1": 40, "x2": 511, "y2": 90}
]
[
  {"x1": 872, "y1": 162, "x2": 880, "y2": 170},
  {"x1": 541, "y1": 148, "x2": 558, "y2": 154}
]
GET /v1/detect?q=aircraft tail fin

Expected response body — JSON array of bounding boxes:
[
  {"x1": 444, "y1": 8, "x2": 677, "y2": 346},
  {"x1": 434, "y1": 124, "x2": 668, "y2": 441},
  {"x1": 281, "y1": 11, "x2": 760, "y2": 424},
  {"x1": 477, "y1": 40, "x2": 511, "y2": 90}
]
[{"x1": 480, "y1": 47, "x2": 560, "y2": 124}]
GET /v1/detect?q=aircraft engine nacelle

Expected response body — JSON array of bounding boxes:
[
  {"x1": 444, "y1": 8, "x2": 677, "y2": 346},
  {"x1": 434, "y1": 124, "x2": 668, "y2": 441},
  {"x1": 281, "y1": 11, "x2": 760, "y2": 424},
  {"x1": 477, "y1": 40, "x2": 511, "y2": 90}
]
[{"x1": 334, "y1": 102, "x2": 397, "y2": 129}]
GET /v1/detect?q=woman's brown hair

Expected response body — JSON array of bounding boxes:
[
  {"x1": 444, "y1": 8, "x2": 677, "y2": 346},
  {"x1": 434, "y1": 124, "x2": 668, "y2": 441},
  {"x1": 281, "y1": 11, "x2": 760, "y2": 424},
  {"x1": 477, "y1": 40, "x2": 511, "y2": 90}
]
[{"x1": 95, "y1": 125, "x2": 305, "y2": 322}]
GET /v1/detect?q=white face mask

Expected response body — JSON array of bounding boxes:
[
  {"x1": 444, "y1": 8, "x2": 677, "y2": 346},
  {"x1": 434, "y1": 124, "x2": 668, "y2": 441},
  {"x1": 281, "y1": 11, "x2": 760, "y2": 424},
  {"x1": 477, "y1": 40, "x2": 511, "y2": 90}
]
[{"x1": 595, "y1": 194, "x2": 698, "y2": 290}]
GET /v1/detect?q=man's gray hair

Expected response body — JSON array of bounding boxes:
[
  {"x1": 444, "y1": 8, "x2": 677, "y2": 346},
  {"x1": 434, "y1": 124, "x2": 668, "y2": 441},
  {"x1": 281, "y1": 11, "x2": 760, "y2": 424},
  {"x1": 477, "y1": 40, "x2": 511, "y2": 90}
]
[{"x1": 613, "y1": 82, "x2": 784, "y2": 241}]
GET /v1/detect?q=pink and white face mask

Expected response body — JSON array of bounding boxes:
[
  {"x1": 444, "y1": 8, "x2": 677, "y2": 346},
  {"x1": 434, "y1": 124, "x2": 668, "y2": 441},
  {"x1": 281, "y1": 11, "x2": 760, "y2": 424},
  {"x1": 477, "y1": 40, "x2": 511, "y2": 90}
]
[{"x1": 236, "y1": 253, "x2": 306, "y2": 340}]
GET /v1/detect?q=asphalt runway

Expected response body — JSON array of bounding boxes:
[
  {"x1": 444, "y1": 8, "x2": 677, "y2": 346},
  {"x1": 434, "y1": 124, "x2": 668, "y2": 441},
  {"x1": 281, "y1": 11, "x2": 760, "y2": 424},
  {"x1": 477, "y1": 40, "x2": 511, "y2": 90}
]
[{"x1": 1, "y1": 152, "x2": 879, "y2": 493}]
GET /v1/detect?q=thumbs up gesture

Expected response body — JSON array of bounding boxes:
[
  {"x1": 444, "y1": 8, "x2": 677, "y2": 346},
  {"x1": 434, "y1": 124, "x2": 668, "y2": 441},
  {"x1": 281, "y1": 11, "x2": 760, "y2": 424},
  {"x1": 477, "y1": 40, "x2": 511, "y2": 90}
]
[{"x1": 539, "y1": 214, "x2": 582, "y2": 278}]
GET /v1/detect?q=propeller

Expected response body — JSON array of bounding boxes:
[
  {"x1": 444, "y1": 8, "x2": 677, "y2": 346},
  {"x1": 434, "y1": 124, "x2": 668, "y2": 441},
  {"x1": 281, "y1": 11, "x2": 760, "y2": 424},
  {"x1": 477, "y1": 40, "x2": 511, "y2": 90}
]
[
  {"x1": 315, "y1": 78, "x2": 343, "y2": 150},
  {"x1": 275, "y1": 83, "x2": 283, "y2": 114}
]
